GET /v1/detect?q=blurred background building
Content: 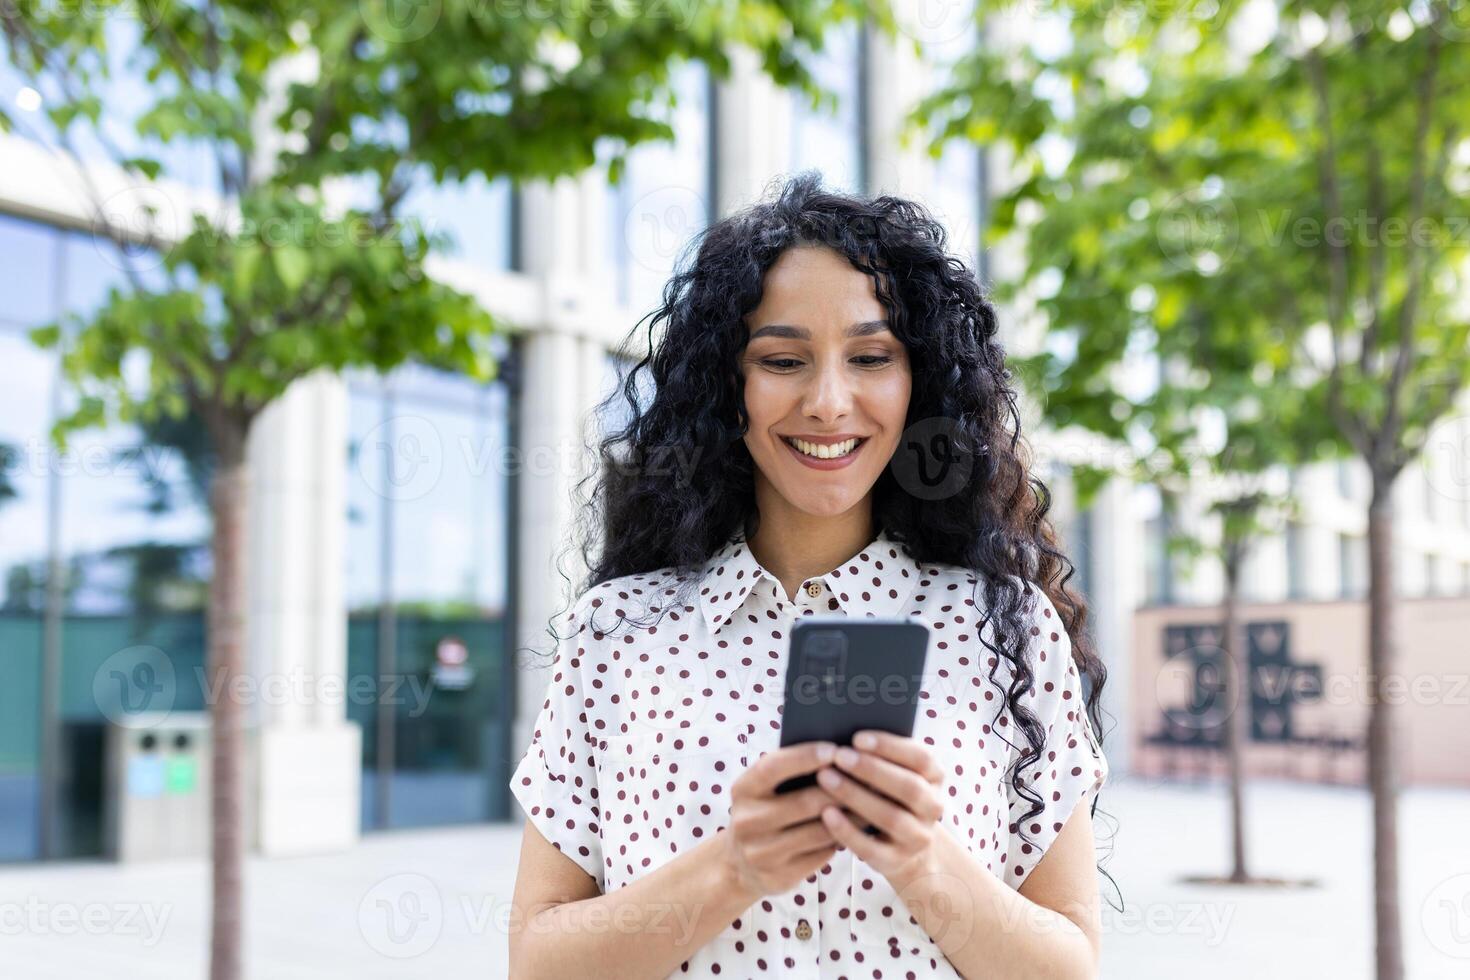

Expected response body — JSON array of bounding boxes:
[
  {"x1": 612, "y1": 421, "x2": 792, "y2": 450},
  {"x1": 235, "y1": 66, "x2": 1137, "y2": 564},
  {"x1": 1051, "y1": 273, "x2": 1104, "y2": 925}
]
[{"x1": 2, "y1": 7, "x2": 1468, "y2": 868}]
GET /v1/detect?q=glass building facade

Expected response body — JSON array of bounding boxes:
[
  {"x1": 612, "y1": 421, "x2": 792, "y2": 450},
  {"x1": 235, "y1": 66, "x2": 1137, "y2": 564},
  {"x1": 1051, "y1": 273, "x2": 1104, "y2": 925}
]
[
  {"x1": 0, "y1": 212, "x2": 212, "y2": 862},
  {"x1": 0, "y1": 201, "x2": 520, "y2": 858},
  {"x1": 344, "y1": 359, "x2": 516, "y2": 831}
]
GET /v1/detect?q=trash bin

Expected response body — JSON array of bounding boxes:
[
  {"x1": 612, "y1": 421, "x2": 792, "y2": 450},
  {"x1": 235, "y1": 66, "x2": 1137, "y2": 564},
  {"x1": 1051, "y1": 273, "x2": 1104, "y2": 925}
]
[{"x1": 103, "y1": 712, "x2": 211, "y2": 862}]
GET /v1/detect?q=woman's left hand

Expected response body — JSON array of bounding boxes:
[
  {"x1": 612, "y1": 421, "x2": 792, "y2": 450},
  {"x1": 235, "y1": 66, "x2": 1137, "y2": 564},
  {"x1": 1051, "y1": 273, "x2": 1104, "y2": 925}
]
[{"x1": 815, "y1": 729, "x2": 947, "y2": 884}]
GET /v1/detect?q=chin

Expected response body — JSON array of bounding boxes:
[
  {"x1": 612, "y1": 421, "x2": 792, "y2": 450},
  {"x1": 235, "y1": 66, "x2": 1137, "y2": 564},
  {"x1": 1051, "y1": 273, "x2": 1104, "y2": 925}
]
[{"x1": 781, "y1": 483, "x2": 872, "y2": 516}]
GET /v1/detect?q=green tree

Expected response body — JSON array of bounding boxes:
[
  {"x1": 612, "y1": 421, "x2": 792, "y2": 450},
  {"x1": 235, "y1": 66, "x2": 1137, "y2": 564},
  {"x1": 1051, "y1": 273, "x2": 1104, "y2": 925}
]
[
  {"x1": 975, "y1": 164, "x2": 1317, "y2": 885},
  {"x1": 1, "y1": 2, "x2": 885, "y2": 978},
  {"x1": 918, "y1": 2, "x2": 1470, "y2": 975}
]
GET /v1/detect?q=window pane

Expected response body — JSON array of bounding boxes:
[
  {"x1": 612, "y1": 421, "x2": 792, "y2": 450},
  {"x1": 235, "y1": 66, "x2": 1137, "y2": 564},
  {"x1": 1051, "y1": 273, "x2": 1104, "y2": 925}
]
[
  {"x1": 344, "y1": 355, "x2": 514, "y2": 831},
  {"x1": 609, "y1": 61, "x2": 712, "y2": 313},
  {"x1": 0, "y1": 327, "x2": 56, "y2": 862},
  {"x1": 925, "y1": 2, "x2": 984, "y2": 275},
  {"x1": 0, "y1": 213, "x2": 60, "y2": 328},
  {"x1": 43, "y1": 226, "x2": 209, "y2": 857},
  {"x1": 402, "y1": 173, "x2": 515, "y2": 272},
  {"x1": 790, "y1": 22, "x2": 863, "y2": 193}
]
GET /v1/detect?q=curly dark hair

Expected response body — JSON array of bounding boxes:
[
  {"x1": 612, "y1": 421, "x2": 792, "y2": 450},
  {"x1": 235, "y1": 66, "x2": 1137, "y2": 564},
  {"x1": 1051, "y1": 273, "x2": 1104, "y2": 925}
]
[{"x1": 545, "y1": 169, "x2": 1116, "y2": 905}]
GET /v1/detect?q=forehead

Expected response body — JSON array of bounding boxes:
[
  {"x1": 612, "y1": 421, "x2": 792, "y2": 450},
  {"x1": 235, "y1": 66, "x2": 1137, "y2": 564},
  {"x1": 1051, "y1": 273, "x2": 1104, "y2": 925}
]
[{"x1": 747, "y1": 246, "x2": 885, "y2": 331}]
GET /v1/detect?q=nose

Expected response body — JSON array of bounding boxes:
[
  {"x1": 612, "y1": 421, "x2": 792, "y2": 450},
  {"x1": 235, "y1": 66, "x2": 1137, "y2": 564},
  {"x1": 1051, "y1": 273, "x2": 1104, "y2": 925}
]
[{"x1": 801, "y1": 356, "x2": 854, "y2": 422}]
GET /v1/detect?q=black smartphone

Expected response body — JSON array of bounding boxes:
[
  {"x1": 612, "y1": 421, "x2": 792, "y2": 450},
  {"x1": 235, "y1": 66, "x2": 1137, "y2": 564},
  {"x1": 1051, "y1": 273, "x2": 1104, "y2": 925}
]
[{"x1": 774, "y1": 617, "x2": 930, "y2": 800}]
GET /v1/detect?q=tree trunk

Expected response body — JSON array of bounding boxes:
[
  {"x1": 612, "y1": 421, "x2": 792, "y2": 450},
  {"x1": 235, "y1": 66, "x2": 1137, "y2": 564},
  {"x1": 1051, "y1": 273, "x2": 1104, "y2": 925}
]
[
  {"x1": 207, "y1": 442, "x2": 249, "y2": 980},
  {"x1": 1221, "y1": 547, "x2": 1249, "y2": 883},
  {"x1": 1366, "y1": 485, "x2": 1402, "y2": 980}
]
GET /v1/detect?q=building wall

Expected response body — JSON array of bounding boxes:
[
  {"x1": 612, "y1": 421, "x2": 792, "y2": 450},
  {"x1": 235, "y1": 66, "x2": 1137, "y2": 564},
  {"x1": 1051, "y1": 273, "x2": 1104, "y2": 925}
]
[{"x1": 1132, "y1": 598, "x2": 1470, "y2": 788}]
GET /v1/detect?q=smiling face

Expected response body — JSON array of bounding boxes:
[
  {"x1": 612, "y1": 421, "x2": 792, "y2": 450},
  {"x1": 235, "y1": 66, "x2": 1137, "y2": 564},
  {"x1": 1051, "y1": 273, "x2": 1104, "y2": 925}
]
[{"x1": 739, "y1": 245, "x2": 912, "y2": 521}]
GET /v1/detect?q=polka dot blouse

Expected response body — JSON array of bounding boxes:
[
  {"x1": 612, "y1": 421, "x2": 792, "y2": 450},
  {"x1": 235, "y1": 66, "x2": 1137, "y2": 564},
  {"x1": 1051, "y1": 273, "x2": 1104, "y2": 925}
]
[{"x1": 511, "y1": 527, "x2": 1109, "y2": 978}]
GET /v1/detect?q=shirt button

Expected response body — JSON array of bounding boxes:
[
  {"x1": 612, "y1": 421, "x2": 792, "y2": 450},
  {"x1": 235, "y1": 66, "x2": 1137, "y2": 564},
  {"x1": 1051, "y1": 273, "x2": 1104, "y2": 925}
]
[
  {"x1": 795, "y1": 917, "x2": 813, "y2": 940},
  {"x1": 805, "y1": 582, "x2": 822, "y2": 597}
]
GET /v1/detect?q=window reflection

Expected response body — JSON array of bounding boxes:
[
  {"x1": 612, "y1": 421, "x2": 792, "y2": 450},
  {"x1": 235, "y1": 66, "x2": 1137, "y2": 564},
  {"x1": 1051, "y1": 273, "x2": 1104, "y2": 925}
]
[
  {"x1": 344, "y1": 350, "x2": 513, "y2": 832},
  {"x1": 926, "y1": 1, "x2": 985, "y2": 278},
  {"x1": 608, "y1": 61, "x2": 712, "y2": 313},
  {"x1": 790, "y1": 21, "x2": 864, "y2": 194},
  {"x1": 0, "y1": 326, "x2": 55, "y2": 862},
  {"x1": 0, "y1": 212, "x2": 211, "y2": 861},
  {"x1": 400, "y1": 171, "x2": 515, "y2": 272},
  {"x1": 0, "y1": 213, "x2": 59, "y2": 328}
]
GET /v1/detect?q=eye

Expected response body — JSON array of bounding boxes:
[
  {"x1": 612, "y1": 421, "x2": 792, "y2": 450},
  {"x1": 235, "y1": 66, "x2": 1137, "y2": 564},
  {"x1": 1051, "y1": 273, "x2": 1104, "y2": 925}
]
[{"x1": 758, "y1": 355, "x2": 894, "y2": 370}]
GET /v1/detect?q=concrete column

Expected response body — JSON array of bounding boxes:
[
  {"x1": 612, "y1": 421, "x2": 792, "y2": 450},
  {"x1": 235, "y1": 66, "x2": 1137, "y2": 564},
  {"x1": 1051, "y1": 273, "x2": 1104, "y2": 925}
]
[
  {"x1": 865, "y1": 22, "x2": 932, "y2": 198},
  {"x1": 713, "y1": 46, "x2": 793, "y2": 215},
  {"x1": 1089, "y1": 477, "x2": 1139, "y2": 775},
  {"x1": 244, "y1": 369, "x2": 361, "y2": 856},
  {"x1": 510, "y1": 330, "x2": 604, "y2": 761},
  {"x1": 1302, "y1": 519, "x2": 1342, "y2": 601}
]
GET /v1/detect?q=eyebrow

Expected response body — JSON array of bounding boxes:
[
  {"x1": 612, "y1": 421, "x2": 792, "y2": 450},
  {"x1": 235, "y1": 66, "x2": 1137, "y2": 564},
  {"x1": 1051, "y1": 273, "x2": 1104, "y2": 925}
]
[{"x1": 748, "y1": 320, "x2": 891, "y2": 341}]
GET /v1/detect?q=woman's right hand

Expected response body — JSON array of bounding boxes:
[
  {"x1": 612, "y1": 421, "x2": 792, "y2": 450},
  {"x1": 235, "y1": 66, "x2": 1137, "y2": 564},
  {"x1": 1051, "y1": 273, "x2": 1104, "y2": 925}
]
[{"x1": 722, "y1": 741, "x2": 844, "y2": 899}]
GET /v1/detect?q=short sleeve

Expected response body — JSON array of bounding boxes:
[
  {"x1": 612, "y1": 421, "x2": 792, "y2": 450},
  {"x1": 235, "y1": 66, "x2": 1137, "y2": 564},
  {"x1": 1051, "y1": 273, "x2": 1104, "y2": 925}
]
[
  {"x1": 509, "y1": 606, "x2": 604, "y2": 888},
  {"x1": 1000, "y1": 590, "x2": 1108, "y2": 890}
]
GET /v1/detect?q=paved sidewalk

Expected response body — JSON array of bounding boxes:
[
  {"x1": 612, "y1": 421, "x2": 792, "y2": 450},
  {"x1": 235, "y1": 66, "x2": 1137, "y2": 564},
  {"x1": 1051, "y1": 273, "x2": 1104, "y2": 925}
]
[{"x1": 1, "y1": 776, "x2": 1467, "y2": 978}]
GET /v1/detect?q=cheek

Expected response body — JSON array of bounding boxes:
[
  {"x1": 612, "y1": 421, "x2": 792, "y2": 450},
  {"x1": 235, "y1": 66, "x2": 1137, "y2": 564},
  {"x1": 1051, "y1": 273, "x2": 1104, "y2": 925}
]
[
  {"x1": 741, "y1": 371, "x2": 789, "y2": 431},
  {"x1": 866, "y1": 369, "x2": 912, "y2": 432}
]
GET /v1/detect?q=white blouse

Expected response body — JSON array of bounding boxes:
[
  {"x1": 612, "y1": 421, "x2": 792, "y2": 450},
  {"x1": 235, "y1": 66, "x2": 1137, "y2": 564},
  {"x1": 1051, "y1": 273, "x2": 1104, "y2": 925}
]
[{"x1": 510, "y1": 527, "x2": 1109, "y2": 979}]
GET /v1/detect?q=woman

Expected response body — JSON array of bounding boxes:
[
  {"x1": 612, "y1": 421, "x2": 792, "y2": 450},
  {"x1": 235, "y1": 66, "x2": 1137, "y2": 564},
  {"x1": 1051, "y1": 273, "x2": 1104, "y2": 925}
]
[{"x1": 508, "y1": 172, "x2": 1113, "y2": 979}]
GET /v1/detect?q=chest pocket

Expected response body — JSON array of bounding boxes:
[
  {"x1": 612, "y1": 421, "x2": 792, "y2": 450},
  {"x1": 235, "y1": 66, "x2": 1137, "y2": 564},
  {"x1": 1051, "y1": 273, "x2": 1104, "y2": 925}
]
[{"x1": 594, "y1": 723, "x2": 735, "y2": 889}]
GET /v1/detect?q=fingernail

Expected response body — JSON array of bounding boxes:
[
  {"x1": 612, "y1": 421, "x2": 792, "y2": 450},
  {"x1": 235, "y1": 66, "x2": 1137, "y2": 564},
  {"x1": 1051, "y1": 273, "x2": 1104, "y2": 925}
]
[
  {"x1": 818, "y1": 768, "x2": 841, "y2": 788},
  {"x1": 816, "y1": 743, "x2": 835, "y2": 763},
  {"x1": 836, "y1": 747, "x2": 860, "y2": 767},
  {"x1": 854, "y1": 731, "x2": 876, "y2": 749}
]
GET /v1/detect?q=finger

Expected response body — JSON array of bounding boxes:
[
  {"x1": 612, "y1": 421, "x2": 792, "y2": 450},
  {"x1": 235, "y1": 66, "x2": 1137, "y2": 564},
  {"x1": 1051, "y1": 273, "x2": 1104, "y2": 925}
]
[
  {"x1": 764, "y1": 784, "x2": 845, "y2": 831},
  {"x1": 817, "y1": 765, "x2": 930, "y2": 848},
  {"x1": 742, "y1": 785, "x2": 839, "y2": 837},
  {"x1": 747, "y1": 818, "x2": 839, "y2": 866},
  {"x1": 852, "y1": 730, "x2": 945, "y2": 785},
  {"x1": 832, "y1": 748, "x2": 945, "y2": 821},
  {"x1": 819, "y1": 804, "x2": 895, "y2": 865},
  {"x1": 782, "y1": 842, "x2": 840, "y2": 878},
  {"x1": 738, "y1": 741, "x2": 836, "y2": 799}
]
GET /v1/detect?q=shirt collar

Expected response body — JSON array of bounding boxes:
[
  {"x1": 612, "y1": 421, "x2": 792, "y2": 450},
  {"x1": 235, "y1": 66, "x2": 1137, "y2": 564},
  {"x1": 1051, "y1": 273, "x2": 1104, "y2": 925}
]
[{"x1": 697, "y1": 527, "x2": 922, "y2": 635}]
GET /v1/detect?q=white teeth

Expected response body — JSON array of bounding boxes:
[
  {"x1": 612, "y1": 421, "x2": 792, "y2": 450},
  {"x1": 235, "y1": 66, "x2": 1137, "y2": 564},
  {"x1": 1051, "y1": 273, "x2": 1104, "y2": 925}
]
[{"x1": 787, "y1": 437, "x2": 860, "y2": 459}]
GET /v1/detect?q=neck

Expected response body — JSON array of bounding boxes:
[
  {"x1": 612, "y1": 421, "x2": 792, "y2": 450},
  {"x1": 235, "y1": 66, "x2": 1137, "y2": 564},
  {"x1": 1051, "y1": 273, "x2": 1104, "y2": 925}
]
[{"x1": 744, "y1": 501, "x2": 877, "y2": 603}]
